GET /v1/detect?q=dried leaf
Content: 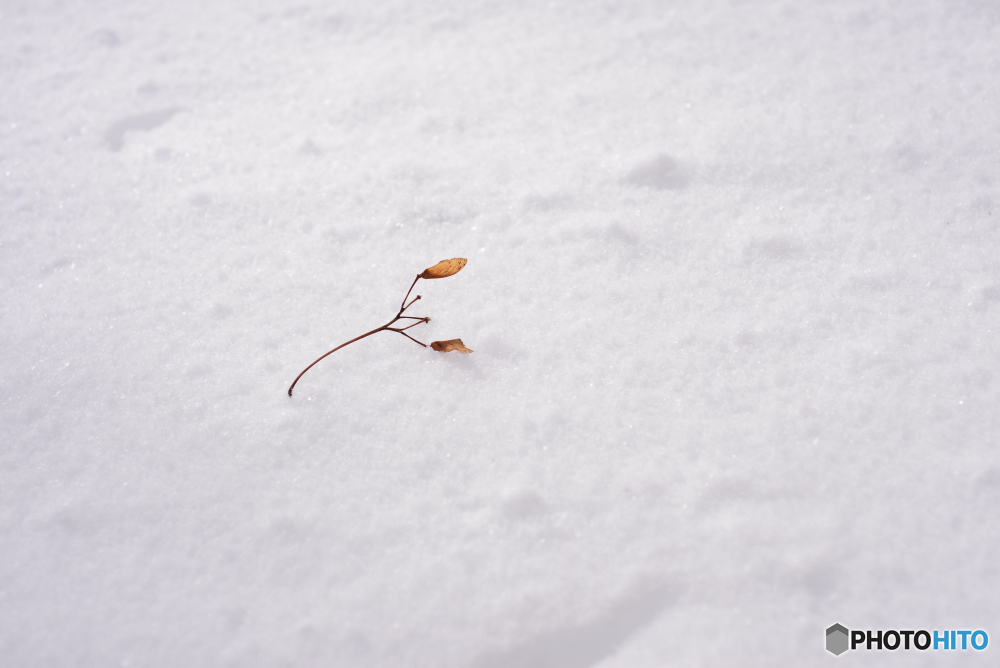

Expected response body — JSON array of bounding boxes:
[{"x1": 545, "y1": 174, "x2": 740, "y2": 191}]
[
  {"x1": 419, "y1": 258, "x2": 467, "y2": 279},
  {"x1": 431, "y1": 339, "x2": 473, "y2": 353}
]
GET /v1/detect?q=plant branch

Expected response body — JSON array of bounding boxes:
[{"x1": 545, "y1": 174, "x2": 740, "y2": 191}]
[
  {"x1": 394, "y1": 330, "x2": 428, "y2": 347},
  {"x1": 287, "y1": 325, "x2": 388, "y2": 397},
  {"x1": 400, "y1": 275, "x2": 420, "y2": 312},
  {"x1": 396, "y1": 318, "x2": 429, "y2": 331},
  {"x1": 288, "y1": 261, "x2": 466, "y2": 397},
  {"x1": 288, "y1": 277, "x2": 433, "y2": 396}
]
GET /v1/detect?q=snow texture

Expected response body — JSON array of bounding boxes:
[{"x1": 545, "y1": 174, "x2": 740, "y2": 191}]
[{"x1": 2, "y1": 0, "x2": 999, "y2": 666}]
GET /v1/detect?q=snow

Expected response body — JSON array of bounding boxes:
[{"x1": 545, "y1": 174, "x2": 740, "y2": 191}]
[{"x1": 2, "y1": 0, "x2": 999, "y2": 665}]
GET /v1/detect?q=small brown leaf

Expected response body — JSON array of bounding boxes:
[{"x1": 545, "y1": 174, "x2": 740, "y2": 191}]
[
  {"x1": 419, "y1": 258, "x2": 467, "y2": 279},
  {"x1": 430, "y1": 339, "x2": 473, "y2": 353}
]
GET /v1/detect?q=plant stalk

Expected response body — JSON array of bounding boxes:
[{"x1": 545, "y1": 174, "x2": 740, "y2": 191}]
[{"x1": 288, "y1": 275, "x2": 427, "y2": 397}]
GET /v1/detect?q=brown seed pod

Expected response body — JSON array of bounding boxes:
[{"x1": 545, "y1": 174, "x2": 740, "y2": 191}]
[
  {"x1": 430, "y1": 339, "x2": 473, "y2": 353},
  {"x1": 419, "y1": 258, "x2": 467, "y2": 279}
]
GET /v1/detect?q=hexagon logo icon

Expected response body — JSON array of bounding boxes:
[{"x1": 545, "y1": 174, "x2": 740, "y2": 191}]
[{"x1": 826, "y1": 623, "x2": 849, "y2": 656}]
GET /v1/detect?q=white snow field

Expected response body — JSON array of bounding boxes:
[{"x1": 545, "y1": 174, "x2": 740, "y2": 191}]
[{"x1": 2, "y1": 0, "x2": 999, "y2": 665}]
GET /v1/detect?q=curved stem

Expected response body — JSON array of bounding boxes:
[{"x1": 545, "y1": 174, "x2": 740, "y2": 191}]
[
  {"x1": 288, "y1": 325, "x2": 386, "y2": 396},
  {"x1": 288, "y1": 275, "x2": 431, "y2": 397},
  {"x1": 400, "y1": 275, "x2": 420, "y2": 312}
]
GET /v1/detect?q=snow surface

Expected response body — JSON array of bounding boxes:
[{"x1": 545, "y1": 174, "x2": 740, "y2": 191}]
[{"x1": 2, "y1": 0, "x2": 1000, "y2": 665}]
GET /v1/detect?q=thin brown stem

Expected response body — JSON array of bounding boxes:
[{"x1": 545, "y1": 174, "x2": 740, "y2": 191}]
[
  {"x1": 288, "y1": 324, "x2": 388, "y2": 396},
  {"x1": 399, "y1": 276, "x2": 420, "y2": 312},
  {"x1": 288, "y1": 275, "x2": 437, "y2": 396},
  {"x1": 395, "y1": 318, "x2": 429, "y2": 332},
  {"x1": 394, "y1": 330, "x2": 428, "y2": 347}
]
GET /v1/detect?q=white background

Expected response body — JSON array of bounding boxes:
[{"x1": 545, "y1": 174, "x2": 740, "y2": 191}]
[{"x1": 2, "y1": 0, "x2": 999, "y2": 665}]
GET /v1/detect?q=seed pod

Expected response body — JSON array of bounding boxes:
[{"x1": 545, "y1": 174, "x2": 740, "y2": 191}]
[
  {"x1": 419, "y1": 258, "x2": 467, "y2": 279},
  {"x1": 430, "y1": 339, "x2": 473, "y2": 353}
]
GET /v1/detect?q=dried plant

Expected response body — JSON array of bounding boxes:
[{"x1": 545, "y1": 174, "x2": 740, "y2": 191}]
[{"x1": 288, "y1": 258, "x2": 472, "y2": 397}]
